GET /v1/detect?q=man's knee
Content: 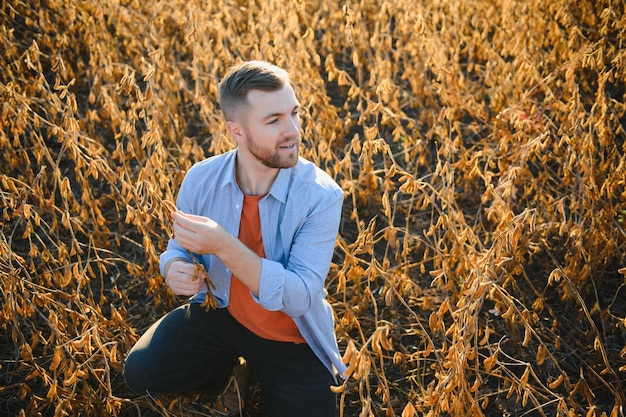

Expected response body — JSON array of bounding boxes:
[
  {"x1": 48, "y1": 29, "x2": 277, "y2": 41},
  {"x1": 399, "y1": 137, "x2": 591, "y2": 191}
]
[{"x1": 122, "y1": 350, "x2": 148, "y2": 395}]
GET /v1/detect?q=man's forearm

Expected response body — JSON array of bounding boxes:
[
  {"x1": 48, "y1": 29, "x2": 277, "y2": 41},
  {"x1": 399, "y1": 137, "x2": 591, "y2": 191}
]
[{"x1": 215, "y1": 232, "x2": 262, "y2": 296}]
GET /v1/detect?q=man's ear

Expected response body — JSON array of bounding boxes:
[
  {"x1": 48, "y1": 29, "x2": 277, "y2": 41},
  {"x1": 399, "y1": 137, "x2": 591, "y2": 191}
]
[{"x1": 226, "y1": 120, "x2": 245, "y2": 144}]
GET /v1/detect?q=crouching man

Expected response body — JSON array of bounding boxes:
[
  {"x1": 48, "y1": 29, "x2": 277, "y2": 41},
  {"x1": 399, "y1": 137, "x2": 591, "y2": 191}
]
[{"x1": 123, "y1": 60, "x2": 346, "y2": 417}]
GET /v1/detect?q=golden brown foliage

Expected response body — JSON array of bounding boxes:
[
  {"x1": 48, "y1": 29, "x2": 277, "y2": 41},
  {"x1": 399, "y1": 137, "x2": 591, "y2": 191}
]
[{"x1": 1, "y1": 0, "x2": 625, "y2": 416}]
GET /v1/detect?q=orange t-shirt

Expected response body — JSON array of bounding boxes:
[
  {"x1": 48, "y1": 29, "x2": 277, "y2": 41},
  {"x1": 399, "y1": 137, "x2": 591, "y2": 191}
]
[{"x1": 227, "y1": 194, "x2": 305, "y2": 344}]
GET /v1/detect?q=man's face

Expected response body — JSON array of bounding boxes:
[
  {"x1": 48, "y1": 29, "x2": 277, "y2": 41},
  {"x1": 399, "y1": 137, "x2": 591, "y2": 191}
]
[{"x1": 236, "y1": 84, "x2": 301, "y2": 169}]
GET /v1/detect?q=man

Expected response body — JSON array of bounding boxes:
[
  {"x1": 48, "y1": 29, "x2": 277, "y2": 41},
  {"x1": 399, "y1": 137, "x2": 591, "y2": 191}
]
[{"x1": 123, "y1": 61, "x2": 346, "y2": 417}]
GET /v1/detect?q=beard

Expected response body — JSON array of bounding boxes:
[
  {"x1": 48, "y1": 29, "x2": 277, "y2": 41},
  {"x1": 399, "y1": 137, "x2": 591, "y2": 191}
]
[{"x1": 245, "y1": 132, "x2": 300, "y2": 169}]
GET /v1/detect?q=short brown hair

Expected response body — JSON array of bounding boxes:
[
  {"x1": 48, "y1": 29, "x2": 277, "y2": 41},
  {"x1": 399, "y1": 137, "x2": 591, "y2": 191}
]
[{"x1": 218, "y1": 61, "x2": 291, "y2": 120}]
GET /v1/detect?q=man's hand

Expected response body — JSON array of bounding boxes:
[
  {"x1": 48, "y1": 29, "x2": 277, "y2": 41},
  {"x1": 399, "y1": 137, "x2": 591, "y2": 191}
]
[
  {"x1": 172, "y1": 211, "x2": 226, "y2": 256},
  {"x1": 172, "y1": 211, "x2": 262, "y2": 296},
  {"x1": 165, "y1": 260, "x2": 206, "y2": 296}
]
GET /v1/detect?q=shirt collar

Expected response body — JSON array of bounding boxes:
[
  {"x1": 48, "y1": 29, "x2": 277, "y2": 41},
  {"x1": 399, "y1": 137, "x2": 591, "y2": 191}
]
[
  {"x1": 220, "y1": 149, "x2": 293, "y2": 204},
  {"x1": 218, "y1": 149, "x2": 239, "y2": 191},
  {"x1": 269, "y1": 167, "x2": 291, "y2": 204}
]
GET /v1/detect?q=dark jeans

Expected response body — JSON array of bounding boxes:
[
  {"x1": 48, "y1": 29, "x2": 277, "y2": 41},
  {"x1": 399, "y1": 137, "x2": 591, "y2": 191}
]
[{"x1": 123, "y1": 304, "x2": 337, "y2": 417}]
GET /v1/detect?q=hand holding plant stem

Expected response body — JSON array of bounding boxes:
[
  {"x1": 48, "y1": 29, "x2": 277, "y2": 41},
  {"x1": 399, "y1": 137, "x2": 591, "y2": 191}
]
[{"x1": 163, "y1": 199, "x2": 219, "y2": 310}]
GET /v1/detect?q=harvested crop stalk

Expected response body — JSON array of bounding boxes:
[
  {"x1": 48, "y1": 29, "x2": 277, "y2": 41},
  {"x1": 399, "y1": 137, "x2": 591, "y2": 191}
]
[{"x1": 191, "y1": 255, "x2": 219, "y2": 310}]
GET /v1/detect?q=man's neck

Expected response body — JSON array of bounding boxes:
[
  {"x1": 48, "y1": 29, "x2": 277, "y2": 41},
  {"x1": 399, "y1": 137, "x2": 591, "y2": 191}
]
[{"x1": 236, "y1": 154, "x2": 279, "y2": 197}]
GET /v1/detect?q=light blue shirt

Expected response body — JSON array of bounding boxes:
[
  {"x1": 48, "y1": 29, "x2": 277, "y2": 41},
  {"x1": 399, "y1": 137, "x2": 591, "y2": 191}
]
[{"x1": 160, "y1": 149, "x2": 346, "y2": 379}]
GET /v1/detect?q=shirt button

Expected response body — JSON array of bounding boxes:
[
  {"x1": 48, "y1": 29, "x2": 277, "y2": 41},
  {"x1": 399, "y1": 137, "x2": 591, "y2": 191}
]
[{"x1": 235, "y1": 204, "x2": 240, "y2": 209}]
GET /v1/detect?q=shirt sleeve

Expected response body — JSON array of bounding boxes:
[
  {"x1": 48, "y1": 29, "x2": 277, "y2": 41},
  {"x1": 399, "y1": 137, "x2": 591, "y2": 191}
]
[
  {"x1": 255, "y1": 187, "x2": 343, "y2": 317},
  {"x1": 158, "y1": 166, "x2": 197, "y2": 277}
]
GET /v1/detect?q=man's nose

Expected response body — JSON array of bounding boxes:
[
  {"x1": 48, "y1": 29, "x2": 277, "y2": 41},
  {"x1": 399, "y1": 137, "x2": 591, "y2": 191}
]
[{"x1": 285, "y1": 115, "x2": 300, "y2": 136}]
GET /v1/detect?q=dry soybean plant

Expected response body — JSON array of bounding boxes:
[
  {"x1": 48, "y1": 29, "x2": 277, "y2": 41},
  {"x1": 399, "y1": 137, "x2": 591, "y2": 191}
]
[{"x1": 1, "y1": 0, "x2": 625, "y2": 416}]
